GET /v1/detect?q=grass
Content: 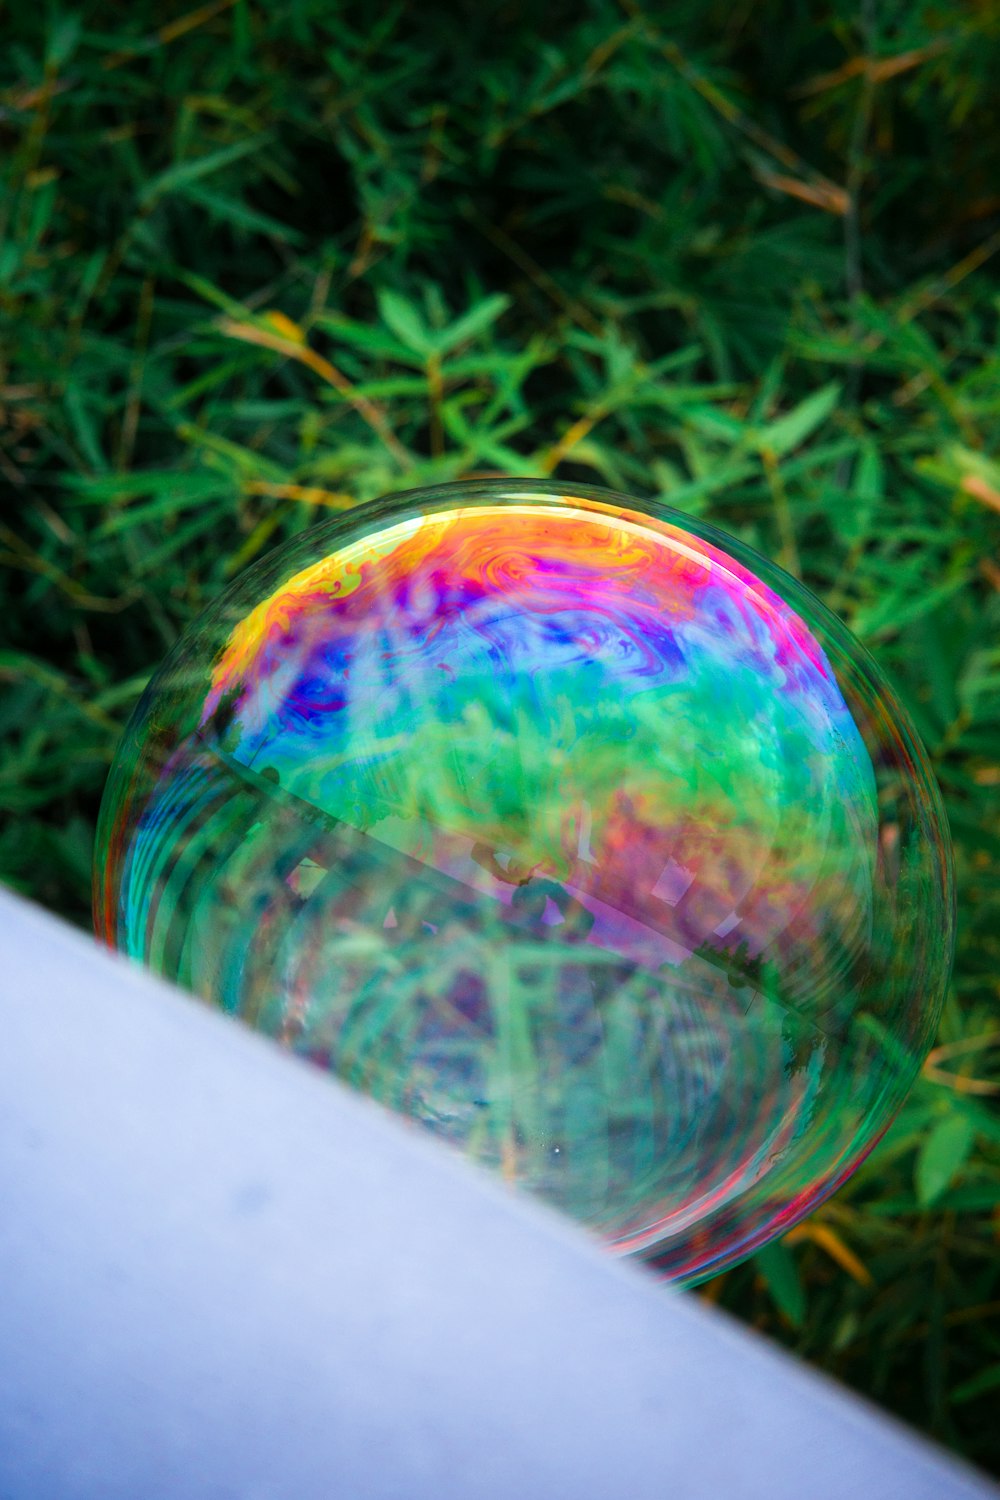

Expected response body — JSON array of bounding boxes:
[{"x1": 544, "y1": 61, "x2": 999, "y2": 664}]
[{"x1": 2, "y1": 0, "x2": 1000, "y2": 1471}]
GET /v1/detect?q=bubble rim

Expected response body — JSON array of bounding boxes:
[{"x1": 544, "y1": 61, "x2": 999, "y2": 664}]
[{"x1": 94, "y1": 477, "x2": 956, "y2": 1283}]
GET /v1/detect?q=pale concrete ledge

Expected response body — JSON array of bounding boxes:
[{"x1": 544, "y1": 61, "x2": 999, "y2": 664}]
[{"x1": 0, "y1": 886, "x2": 994, "y2": 1500}]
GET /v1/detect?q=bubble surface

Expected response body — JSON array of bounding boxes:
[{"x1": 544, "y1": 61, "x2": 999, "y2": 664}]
[{"x1": 96, "y1": 482, "x2": 953, "y2": 1281}]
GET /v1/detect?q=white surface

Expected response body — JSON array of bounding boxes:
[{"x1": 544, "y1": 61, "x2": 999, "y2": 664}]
[{"x1": 0, "y1": 886, "x2": 993, "y2": 1500}]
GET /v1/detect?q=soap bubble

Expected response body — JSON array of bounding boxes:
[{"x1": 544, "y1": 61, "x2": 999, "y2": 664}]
[{"x1": 96, "y1": 481, "x2": 953, "y2": 1281}]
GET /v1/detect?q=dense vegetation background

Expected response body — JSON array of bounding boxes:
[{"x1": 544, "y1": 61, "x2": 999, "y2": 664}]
[{"x1": 2, "y1": 0, "x2": 999, "y2": 1471}]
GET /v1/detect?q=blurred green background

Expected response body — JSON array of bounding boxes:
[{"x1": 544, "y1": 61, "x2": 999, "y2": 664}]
[{"x1": 2, "y1": 0, "x2": 999, "y2": 1471}]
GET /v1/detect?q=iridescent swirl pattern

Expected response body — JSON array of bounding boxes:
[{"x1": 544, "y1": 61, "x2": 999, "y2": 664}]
[{"x1": 96, "y1": 482, "x2": 954, "y2": 1281}]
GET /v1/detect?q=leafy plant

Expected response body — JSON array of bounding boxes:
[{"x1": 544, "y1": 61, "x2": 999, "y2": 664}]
[{"x1": 1, "y1": 0, "x2": 999, "y2": 1470}]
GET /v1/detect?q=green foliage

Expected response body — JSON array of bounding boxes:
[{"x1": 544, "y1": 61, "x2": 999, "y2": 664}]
[{"x1": 1, "y1": 0, "x2": 999, "y2": 1470}]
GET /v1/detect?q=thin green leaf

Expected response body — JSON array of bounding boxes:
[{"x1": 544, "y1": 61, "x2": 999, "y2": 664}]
[
  {"x1": 755, "y1": 383, "x2": 841, "y2": 458},
  {"x1": 139, "y1": 137, "x2": 270, "y2": 207},
  {"x1": 916, "y1": 1114, "x2": 977, "y2": 1208},
  {"x1": 754, "y1": 1241, "x2": 806, "y2": 1328},
  {"x1": 376, "y1": 290, "x2": 434, "y2": 356}
]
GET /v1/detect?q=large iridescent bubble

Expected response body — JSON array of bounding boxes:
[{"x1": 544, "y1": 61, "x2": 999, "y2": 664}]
[{"x1": 96, "y1": 481, "x2": 953, "y2": 1281}]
